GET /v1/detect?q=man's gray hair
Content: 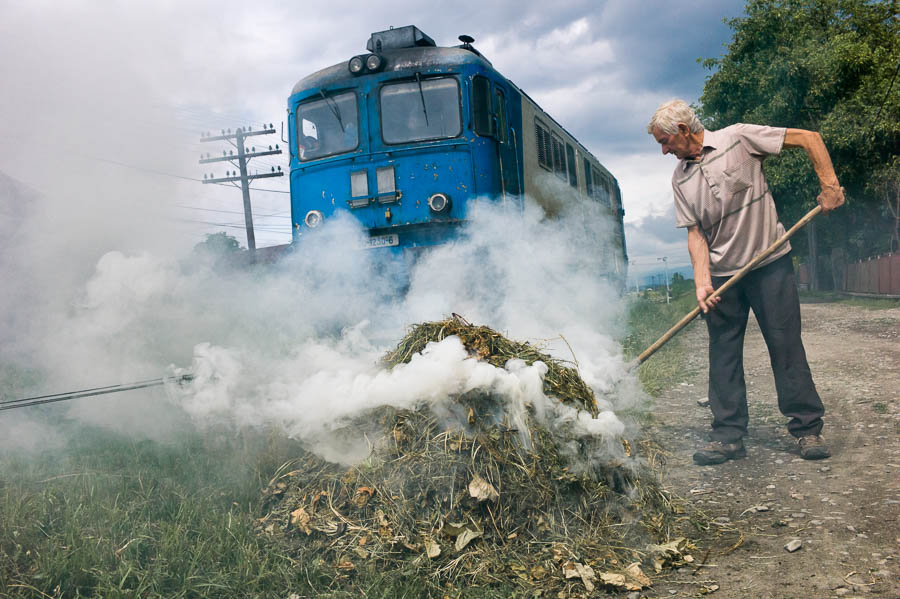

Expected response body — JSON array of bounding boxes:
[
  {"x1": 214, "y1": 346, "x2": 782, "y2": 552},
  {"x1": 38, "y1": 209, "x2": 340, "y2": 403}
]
[{"x1": 647, "y1": 99, "x2": 704, "y2": 135}]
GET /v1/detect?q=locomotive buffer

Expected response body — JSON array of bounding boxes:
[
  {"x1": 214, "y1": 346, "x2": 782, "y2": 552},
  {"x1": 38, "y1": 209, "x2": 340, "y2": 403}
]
[{"x1": 199, "y1": 125, "x2": 283, "y2": 252}]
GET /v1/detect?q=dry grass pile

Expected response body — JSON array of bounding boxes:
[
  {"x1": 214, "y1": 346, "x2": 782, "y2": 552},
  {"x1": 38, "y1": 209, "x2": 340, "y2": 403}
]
[{"x1": 256, "y1": 318, "x2": 693, "y2": 596}]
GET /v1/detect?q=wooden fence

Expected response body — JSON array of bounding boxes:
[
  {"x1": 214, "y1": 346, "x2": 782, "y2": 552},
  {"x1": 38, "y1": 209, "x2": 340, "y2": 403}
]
[{"x1": 843, "y1": 253, "x2": 900, "y2": 296}]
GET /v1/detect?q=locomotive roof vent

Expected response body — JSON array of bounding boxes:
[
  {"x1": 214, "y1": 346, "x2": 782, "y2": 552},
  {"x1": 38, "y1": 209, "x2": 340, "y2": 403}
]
[{"x1": 366, "y1": 25, "x2": 436, "y2": 53}]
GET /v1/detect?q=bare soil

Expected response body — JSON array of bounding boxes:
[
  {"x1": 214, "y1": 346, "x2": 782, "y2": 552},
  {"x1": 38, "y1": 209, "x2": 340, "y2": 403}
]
[{"x1": 647, "y1": 301, "x2": 900, "y2": 599}]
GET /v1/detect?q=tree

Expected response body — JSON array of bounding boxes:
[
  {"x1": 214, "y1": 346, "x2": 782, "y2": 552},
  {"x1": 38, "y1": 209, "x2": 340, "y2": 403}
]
[
  {"x1": 699, "y1": 0, "x2": 900, "y2": 286},
  {"x1": 193, "y1": 231, "x2": 243, "y2": 255}
]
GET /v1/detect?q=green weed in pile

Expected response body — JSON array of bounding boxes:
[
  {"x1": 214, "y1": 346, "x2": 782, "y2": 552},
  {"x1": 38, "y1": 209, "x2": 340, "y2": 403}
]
[{"x1": 256, "y1": 318, "x2": 687, "y2": 597}]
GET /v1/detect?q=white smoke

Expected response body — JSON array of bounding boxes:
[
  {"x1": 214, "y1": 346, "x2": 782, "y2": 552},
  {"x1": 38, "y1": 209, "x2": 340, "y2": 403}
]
[{"x1": 1, "y1": 186, "x2": 647, "y2": 462}]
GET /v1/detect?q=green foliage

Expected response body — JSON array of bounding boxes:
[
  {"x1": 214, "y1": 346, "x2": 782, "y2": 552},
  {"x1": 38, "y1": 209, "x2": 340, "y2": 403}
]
[
  {"x1": 192, "y1": 231, "x2": 243, "y2": 256},
  {"x1": 699, "y1": 0, "x2": 900, "y2": 261}
]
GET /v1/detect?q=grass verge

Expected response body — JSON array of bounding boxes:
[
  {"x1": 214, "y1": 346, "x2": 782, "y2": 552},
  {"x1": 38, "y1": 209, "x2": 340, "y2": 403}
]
[{"x1": 622, "y1": 287, "x2": 700, "y2": 397}]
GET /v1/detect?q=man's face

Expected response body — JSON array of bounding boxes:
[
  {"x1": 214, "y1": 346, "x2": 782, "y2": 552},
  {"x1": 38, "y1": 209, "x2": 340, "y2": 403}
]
[{"x1": 652, "y1": 125, "x2": 695, "y2": 160}]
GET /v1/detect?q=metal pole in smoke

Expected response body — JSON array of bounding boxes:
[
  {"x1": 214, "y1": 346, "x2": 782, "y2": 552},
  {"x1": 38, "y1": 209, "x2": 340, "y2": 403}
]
[
  {"x1": 658, "y1": 256, "x2": 670, "y2": 304},
  {"x1": 199, "y1": 125, "x2": 284, "y2": 253}
]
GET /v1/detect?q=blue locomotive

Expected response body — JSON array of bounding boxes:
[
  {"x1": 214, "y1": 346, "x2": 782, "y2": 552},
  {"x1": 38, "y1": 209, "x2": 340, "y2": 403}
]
[{"x1": 287, "y1": 26, "x2": 627, "y2": 284}]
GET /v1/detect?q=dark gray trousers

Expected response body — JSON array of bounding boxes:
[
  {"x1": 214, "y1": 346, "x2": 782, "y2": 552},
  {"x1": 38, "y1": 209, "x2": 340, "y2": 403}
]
[{"x1": 705, "y1": 253, "x2": 824, "y2": 443}]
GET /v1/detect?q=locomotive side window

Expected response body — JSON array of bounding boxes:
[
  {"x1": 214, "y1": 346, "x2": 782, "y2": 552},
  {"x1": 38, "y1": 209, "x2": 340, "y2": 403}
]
[
  {"x1": 381, "y1": 77, "x2": 461, "y2": 144},
  {"x1": 492, "y1": 88, "x2": 508, "y2": 143},
  {"x1": 566, "y1": 144, "x2": 577, "y2": 188},
  {"x1": 584, "y1": 158, "x2": 593, "y2": 197},
  {"x1": 551, "y1": 135, "x2": 566, "y2": 180},
  {"x1": 472, "y1": 76, "x2": 493, "y2": 136},
  {"x1": 296, "y1": 91, "x2": 359, "y2": 162},
  {"x1": 535, "y1": 120, "x2": 552, "y2": 170},
  {"x1": 593, "y1": 168, "x2": 611, "y2": 207}
]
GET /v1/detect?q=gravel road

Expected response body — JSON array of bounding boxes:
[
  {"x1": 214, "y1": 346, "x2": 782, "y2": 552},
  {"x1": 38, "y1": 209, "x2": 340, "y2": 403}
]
[{"x1": 647, "y1": 301, "x2": 900, "y2": 599}]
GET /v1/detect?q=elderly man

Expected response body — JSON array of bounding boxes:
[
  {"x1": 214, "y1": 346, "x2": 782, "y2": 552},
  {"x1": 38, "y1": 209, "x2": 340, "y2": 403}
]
[{"x1": 647, "y1": 99, "x2": 844, "y2": 465}]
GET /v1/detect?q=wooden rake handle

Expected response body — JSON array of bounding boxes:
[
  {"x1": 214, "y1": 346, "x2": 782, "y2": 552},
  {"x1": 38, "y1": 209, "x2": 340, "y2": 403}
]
[{"x1": 634, "y1": 205, "x2": 822, "y2": 367}]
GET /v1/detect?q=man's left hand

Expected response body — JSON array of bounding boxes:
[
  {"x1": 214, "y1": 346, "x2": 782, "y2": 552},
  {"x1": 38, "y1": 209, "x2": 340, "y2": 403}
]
[{"x1": 817, "y1": 185, "x2": 845, "y2": 213}]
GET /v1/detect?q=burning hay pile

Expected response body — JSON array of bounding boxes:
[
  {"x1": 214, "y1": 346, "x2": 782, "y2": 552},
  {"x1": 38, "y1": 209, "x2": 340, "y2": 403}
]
[{"x1": 256, "y1": 318, "x2": 692, "y2": 595}]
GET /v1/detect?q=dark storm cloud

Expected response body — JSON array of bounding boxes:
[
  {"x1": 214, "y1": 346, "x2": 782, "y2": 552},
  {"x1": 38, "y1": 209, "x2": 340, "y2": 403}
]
[
  {"x1": 594, "y1": 1, "x2": 747, "y2": 96},
  {"x1": 461, "y1": 0, "x2": 744, "y2": 156}
]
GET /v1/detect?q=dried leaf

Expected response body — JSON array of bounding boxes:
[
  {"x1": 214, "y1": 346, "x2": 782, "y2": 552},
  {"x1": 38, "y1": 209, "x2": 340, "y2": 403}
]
[
  {"x1": 563, "y1": 561, "x2": 597, "y2": 592},
  {"x1": 352, "y1": 486, "x2": 375, "y2": 508},
  {"x1": 426, "y1": 539, "x2": 441, "y2": 558},
  {"x1": 455, "y1": 527, "x2": 482, "y2": 551},
  {"x1": 599, "y1": 571, "x2": 626, "y2": 588},
  {"x1": 392, "y1": 427, "x2": 408, "y2": 445},
  {"x1": 376, "y1": 509, "x2": 389, "y2": 527},
  {"x1": 376, "y1": 509, "x2": 392, "y2": 537},
  {"x1": 310, "y1": 490, "x2": 327, "y2": 511},
  {"x1": 624, "y1": 562, "x2": 651, "y2": 588},
  {"x1": 468, "y1": 475, "x2": 499, "y2": 502},
  {"x1": 290, "y1": 507, "x2": 312, "y2": 535},
  {"x1": 335, "y1": 560, "x2": 355, "y2": 571}
]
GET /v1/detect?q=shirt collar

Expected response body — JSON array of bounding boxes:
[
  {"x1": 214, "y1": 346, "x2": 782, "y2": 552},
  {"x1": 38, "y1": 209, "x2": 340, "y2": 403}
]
[{"x1": 680, "y1": 129, "x2": 719, "y2": 168}]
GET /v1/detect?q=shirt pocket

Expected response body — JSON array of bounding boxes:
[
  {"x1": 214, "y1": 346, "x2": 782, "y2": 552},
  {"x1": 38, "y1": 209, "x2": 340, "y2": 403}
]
[{"x1": 722, "y1": 163, "x2": 751, "y2": 195}]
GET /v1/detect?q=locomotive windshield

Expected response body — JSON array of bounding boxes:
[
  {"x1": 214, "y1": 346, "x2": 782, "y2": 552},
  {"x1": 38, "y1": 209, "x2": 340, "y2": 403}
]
[
  {"x1": 296, "y1": 91, "x2": 359, "y2": 161},
  {"x1": 381, "y1": 77, "x2": 461, "y2": 144}
]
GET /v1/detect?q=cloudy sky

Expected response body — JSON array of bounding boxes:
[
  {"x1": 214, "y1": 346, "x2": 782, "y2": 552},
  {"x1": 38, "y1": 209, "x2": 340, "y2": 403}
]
[{"x1": 0, "y1": 0, "x2": 746, "y2": 278}]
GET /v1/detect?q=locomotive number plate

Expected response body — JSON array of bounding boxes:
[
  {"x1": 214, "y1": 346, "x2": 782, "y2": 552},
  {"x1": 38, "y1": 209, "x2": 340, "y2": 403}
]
[{"x1": 363, "y1": 233, "x2": 399, "y2": 249}]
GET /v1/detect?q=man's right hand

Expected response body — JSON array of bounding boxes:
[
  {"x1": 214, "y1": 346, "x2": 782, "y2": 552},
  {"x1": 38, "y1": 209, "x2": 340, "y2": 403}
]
[
  {"x1": 696, "y1": 283, "x2": 721, "y2": 314},
  {"x1": 817, "y1": 184, "x2": 845, "y2": 213}
]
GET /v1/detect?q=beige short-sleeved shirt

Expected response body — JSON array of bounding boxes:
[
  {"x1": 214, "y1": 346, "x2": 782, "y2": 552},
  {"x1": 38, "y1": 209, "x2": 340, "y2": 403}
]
[{"x1": 672, "y1": 123, "x2": 788, "y2": 277}]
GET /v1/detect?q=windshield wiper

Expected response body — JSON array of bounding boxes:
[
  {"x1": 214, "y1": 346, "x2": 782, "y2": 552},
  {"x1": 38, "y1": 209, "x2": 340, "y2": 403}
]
[
  {"x1": 415, "y1": 73, "x2": 430, "y2": 126},
  {"x1": 319, "y1": 90, "x2": 345, "y2": 132}
]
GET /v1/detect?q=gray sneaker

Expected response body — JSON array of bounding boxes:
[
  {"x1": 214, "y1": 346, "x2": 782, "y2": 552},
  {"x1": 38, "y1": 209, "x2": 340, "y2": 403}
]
[
  {"x1": 693, "y1": 440, "x2": 746, "y2": 465},
  {"x1": 798, "y1": 435, "x2": 831, "y2": 460}
]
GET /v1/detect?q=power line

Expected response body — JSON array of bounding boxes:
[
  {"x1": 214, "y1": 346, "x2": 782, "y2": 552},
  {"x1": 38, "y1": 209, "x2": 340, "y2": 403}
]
[
  {"x1": 175, "y1": 204, "x2": 291, "y2": 219},
  {"x1": 175, "y1": 217, "x2": 291, "y2": 233}
]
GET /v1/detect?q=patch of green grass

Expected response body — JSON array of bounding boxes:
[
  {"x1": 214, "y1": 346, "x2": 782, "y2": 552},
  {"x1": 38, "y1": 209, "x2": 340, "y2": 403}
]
[
  {"x1": 799, "y1": 290, "x2": 900, "y2": 309},
  {"x1": 872, "y1": 402, "x2": 888, "y2": 414},
  {"x1": 0, "y1": 428, "x2": 329, "y2": 598},
  {"x1": 0, "y1": 425, "x2": 524, "y2": 598},
  {"x1": 623, "y1": 288, "x2": 699, "y2": 397}
]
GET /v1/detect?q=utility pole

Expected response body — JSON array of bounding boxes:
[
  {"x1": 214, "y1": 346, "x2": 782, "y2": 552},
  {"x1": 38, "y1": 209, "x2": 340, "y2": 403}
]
[
  {"x1": 199, "y1": 125, "x2": 283, "y2": 252},
  {"x1": 658, "y1": 256, "x2": 670, "y2": 304}
]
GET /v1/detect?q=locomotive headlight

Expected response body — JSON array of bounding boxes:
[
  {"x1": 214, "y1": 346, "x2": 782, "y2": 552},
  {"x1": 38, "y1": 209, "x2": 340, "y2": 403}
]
[
  {"x1": 427, "y1": 192, "x2": 450, "y2": 213},
  {"x1": 348, "y1": 56, "x2": 364, "y2": 74},
  {"x1": 304, "y1": 210, "x2": 324, "y2": 228},
  {"x1": 365, "y1": 54, "x2": 383, "y2": 72}
]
